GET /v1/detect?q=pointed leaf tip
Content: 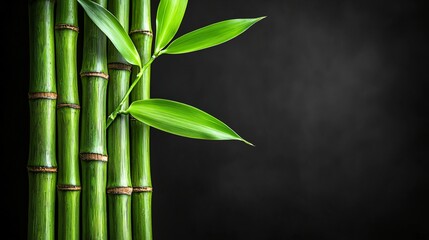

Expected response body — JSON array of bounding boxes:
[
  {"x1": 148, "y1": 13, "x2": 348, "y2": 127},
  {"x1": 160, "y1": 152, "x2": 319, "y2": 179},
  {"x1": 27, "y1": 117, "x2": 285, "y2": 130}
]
[{"x1": 243, "y1": 139, "x2": 255, "y2": 147}]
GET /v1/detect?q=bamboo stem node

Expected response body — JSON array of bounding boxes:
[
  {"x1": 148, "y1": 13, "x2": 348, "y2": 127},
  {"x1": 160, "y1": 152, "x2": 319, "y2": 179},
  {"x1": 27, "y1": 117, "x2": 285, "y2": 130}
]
[
  {"x1": 133, "y1": 186, "x2": 153, "y2": 193},
  {"x1": 108, "y1": 63, "x2": 132, "y2": 71},
  {"x1": 107, "y1": 187, "x2": 133, "y2": 195},
  {"x1": 57, "y1": 103, "x2": 81, "y2": 109},
  {"x1": 28, "y1": 92, "x2": 57, "y2": 100},
  {"x1": 55, "y1": 24, "x2": 79, "y2": 33},
  {"x1": 27, "y1": 166, "x2": 58, "y2": 173},
  {"x1": 57, "y1": 185, "x2": 82, "y2": 191},
  {"x1": 80, "y1": 153, "x2": 108, "y2": 162},
  {"x1": 129, "y1": 29, "x2": 153, "y2": 36},
  {"x1": 80, "y1": 71, "x2": 109, "y2": 80}
]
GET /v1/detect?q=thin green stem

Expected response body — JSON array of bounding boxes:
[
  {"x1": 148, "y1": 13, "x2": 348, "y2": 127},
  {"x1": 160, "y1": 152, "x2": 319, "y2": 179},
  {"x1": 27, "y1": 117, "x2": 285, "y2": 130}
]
[{"x1": 106, "y1": 56, "x2": 155, "y2": 128}]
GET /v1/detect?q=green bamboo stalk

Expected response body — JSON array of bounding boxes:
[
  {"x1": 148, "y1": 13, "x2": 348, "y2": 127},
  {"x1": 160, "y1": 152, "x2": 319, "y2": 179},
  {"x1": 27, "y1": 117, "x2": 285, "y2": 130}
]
[
  {"x1": 54, "y1": 0, "x2": 81, "y2": 239},
  {"x1": 130, "y1": 0, "x2": 153, "y2": 239},
  {"x1": 80, "y1": 0, "x2": 108, "y2": 238},
  {"x1": 106, "y1": 0, "x2": 133, "y2": 239},
  {"x1": 27, "y1": 0, "x2": 57, "y2": 239}
]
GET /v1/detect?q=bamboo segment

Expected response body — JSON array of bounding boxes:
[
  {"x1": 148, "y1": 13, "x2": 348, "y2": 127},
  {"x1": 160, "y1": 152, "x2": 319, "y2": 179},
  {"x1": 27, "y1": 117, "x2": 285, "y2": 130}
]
[
  {"x1": 130, "y1": 0, "x2": 153, "y2": 239},
  {"x1": 107, "y1": 0, "x2": 132, "y2": 239},
  {"x1": 55, "y1": 0, "x2": 81, "y2": 239},
  {"x1": 80, "y1": 0, "x2": 108, "y2": 238},
  {"x1": 28, "y1": 0, "x2": 57, "y2": 239}
]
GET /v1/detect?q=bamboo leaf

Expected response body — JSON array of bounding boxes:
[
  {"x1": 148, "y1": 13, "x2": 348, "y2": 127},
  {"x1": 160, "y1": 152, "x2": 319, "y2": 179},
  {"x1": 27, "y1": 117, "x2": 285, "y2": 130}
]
[
  {"x1": 154, "y1": 0, "x2": 188, "y2": 54},
  {"x1": 126, "y1": 99, "x2": 253, "y2": 145},
  {"x1": 78, "y1": 0, "x2": 141, "y2": 67},
  {"x1": 163, "y1": 17, "x2": 265, "y2": 54}
]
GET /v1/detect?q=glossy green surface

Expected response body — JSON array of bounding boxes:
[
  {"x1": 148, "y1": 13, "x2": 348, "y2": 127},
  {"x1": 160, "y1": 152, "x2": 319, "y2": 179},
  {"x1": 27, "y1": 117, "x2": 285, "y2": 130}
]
[
  {"x1": 108, "y1": 195, "x2": 132, "y2": 240},
  {"x1": 154, "y1": 0, "x2": 188, "y2": 53},
  {"x1": 57, "y1": 191, "x2": 80, "y2": 240},
  {"x1": 81, "y1": 161, "x2": 107, "y2": 239},
  {"x1": 80, "y1": 0, "x2": 108, "y2": 238},
  {"x1": 28, "y1": 0, "x2": 57, "y2": 239},
  {"x1": 130, "y1": 0, "x2": 153, "y2": 239},
  {"x1": 78, "y1": 0, "x2": 141, "y2": 67},
  {"x1": 132, "y1": 193, "x2": 152, "y2": 240},
  {"x1": 165, "y1": 17, "x2": 265, "y2": 54},
  {"x1": 28, "y1": 173, "x2": 57, "y2": 240},
  {"x1": 55, "y1": 0, "x2": 81, "y2": 239},
  {"x1": 107, "y1": 71, "x2": 131, "y2": 188},
  {"x1": 107, "y1": 0, "x2": 132, "y2": 238},
  {"x1": 127, "y1": 99, "x2": 252, "y2": 145}
]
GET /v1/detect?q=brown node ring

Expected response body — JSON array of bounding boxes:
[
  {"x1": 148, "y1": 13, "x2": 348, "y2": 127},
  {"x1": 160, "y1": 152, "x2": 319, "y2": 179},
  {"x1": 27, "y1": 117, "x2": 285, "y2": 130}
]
[
  {"x1": 28, "y1": 92, "x2": 57, "y2": 100},
  {"x1": 133, "y1": 186, "x2": 153, "y2": 193},
  {"x1": 27, "y1": 166, "x2": 58, "y2": 173},
  {"x1": 57, "y1": 185, "x2": 81, "y2": 191},
  {"x1": 108, "y1": 63, "x2": 132, "y2": 71},
  {"x1": 107, "y1": 187, "x2": 133, "y2": 195},
  {"x1": 55, "y1": 24, "x2": 79, "y2": 33},
  {"x1": 80, "y1": 153, "x2": 108, "y2": 162},
  {"x1": 57, "y1": 103, "x2": 81, "y2": 109},
  {"x1": 80, "y1": 72, "x2": 109, "y2": 80},
  {"x1": 129, "y1": 29, "x2": 153, "y2": 36}
]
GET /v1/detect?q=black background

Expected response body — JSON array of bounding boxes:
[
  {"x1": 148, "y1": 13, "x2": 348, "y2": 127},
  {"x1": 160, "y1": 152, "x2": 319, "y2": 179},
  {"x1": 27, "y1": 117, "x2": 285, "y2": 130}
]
[{"x1": 5, "y1": 0, "x2": 429, "y2": 239}]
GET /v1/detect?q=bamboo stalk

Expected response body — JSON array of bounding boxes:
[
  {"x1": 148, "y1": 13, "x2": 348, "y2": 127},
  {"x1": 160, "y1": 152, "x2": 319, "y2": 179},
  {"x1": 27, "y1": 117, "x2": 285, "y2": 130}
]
[
  {"x1": 106, "y1": 0, "x2": 133, "y2": 239},
  {"x1": 130, "y1": 0, "x2": 153, "y2": 239},
  {"x1": 80, "y1": 0, "x2": 108, "y2": 238},
  {"x1": 54, "y1": 0, "x2": 81, "y2": 239},
  {"x1": 27, "y1": 0, "x2": 57, "y2": 239}
]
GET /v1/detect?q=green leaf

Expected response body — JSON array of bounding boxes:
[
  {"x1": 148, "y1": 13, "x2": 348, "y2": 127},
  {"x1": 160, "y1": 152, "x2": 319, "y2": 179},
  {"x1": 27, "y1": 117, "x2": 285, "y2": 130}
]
[
  {"x1": 78, "y1": 0, "x2": 141, "y2": 67},
  {"x1": 154, "y1": 0, "x2": 188, "y2": 54},
  {"x1": 126, "y1": 99, "x2": 253, "y2": 145},
  {"x1": 163, "y1": 17, "x2": 265, "y2": 54}
]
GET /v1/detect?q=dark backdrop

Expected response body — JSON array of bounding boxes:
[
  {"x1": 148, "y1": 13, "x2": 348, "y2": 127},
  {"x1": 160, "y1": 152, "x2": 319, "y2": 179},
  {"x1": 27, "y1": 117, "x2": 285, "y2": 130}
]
[{"x1": 5, "y1": 0, "x2": 429, "y2": 239}]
